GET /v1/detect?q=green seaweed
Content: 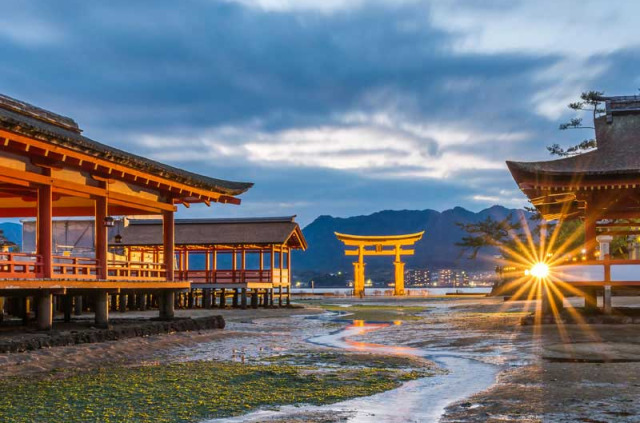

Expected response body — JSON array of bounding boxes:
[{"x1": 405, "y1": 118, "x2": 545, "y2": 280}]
[{"x1": 0, "y1": 360, "x2": 426, "y2": 423}]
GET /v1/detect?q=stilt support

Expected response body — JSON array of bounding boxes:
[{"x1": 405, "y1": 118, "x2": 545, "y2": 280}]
[
  {"x1": 94, "y1": 291, "x2": 109, "y2": 328},
  {"x1": 36, "y1": 293, "x2": 53, "y2": 331}
]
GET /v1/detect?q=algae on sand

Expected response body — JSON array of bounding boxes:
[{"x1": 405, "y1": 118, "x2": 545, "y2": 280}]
[{"x1": 0, "y1": 360, "x2": 429, "y2": 423}]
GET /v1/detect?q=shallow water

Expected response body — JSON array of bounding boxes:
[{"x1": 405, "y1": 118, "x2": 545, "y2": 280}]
[{"x1": 208, "y1": 312, "x2": 499, "y2": 423}]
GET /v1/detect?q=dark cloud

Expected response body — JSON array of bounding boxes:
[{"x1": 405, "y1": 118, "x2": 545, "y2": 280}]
[{"x1": 1, "y1": 1, "x2": 639, "y2": 224}]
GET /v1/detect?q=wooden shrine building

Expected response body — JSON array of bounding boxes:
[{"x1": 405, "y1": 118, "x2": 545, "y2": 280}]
[
  {"x1": 507, "y1": 95, "x2": 640, "y2": 314},
  {"x1": 0, "y1": 93, "x2": 252, "y2": 329},
  {"x1": 110, "y1": 216, "x2": 307, "y2": 308}
]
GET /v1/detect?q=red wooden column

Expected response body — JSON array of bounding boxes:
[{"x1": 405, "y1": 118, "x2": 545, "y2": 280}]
[
  {"x1": 287, "y1": 247, "x2": 291, "y2": 285},
  {"x1": 279, "y1": 247, "x2": 284, "y2": 284},
  {"x1": 212, "y1": 248, "x2": 217, "y2": 282},
  {"x1": 36, "y1": 180, "x2": 53, "y2": 330},
  {"x1": 160, "y1": 211, "x2": 175, "y2": 319},
  {"x1": 94, "y1": 196, "x2": 108, "y2": 280},
  {"x1": 270, "y1": 245, "x2": 275, "y2": 282},
  {"x1": 163, "y1": 211, "x2": 175, "y2": 282},
  {"x1": 259, "y1": 249, "x2": 264, "y2": 281},
  {"x1": 241, "y1": 248, "x2": 246, "y2": 283},
  {"x1": 232, "y1": 249, "x2": 237, "y2": 282},
  {"x1": 36, "y1": 177, "x2": 53, "y2": 278}
]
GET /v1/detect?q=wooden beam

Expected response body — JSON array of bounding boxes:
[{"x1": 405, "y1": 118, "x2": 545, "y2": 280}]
[
  {"x1": 0, "y1": 163, "x2": 176, "y2": 212},
  {"x1": 345, "y1": 249, "x2": 415, "y2": 256}
]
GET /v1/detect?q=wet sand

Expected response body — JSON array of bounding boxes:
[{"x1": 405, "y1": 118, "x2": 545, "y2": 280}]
[{"x1": 1, "y1": 297, "x2": 639, "y2": 422}]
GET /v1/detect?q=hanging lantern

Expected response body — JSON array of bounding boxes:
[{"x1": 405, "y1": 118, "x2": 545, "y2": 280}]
[
  {"x1": 114, "y1": 233, "x2": 123, "y2": 244},
  {"x1": 104, "y1": 216, "x2": 116, "y2": 227}
]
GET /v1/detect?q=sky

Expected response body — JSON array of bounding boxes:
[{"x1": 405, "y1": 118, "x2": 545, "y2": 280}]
[{"x1": 2, "y1": 0, "x2": 640, "y2": 226}]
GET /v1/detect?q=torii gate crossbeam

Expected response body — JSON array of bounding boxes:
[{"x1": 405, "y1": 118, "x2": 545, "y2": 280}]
[{"x1": 335, "y1": 232, "x2": 425, "y2": 297}]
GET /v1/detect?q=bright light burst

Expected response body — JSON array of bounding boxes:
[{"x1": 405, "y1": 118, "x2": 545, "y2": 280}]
[
  {"x1": 529, "y1": 262, "x2": 549, "y2": 278},
  {"x1": 483, "y1": 207, "x2": 602, "y2": 343}
]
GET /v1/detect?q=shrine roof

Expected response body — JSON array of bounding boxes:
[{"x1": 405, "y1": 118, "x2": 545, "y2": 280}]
[
  {"x1": 112, "y1": 216, "x2": 307, "y2": 249},
  {"x1": 507, "y1": 95, "x2": 640, "y2": 181},
  {"x1": 0, "y1": 93, "x2": 252, "y2": 196}
]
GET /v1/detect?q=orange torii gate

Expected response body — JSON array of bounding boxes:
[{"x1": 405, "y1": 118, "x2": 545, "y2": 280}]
[{"x1": 335, "y1": 232, "x2": 424, "y2": 297}]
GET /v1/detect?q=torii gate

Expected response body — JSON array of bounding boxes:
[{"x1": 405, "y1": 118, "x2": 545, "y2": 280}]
[{"x1": 335, "y1": 232, "x2": 424, "y2": 297}]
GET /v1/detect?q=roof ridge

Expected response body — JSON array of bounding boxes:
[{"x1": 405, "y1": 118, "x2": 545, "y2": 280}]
[
  {"x1": 0, "y1": 93, "x2": 80, "y2": 133},
  {"x1": 128, "y1": 216, "x2": 297, "y2": 225}
]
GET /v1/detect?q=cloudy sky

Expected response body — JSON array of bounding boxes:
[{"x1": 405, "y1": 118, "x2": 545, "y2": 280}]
[{"x1": 2, "y1": 0, "x2": 640, "y2": 225}]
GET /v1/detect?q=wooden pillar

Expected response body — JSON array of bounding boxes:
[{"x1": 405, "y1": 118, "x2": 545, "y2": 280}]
[
  {"x1": 219, "y1": 288, "x2": 226, "y2": 308},
  {"x1": 138, "y1": 294, "x2": 147, "y2": 311},
  {"x1": 251, "y1": 290, "x2": 258, "y2": 309},
  {"x1": 36, "y1": 293, "x2": 53, "y2": 330},
  {"x1": 159, "y1": 291, "x2": 175, "y2": 320},
  {"x1": 22, "y1": 297, "x2": 30, "y2": 325},
  {"x1": 37, "y1": 177, "x2": 53, "y2": 278},
  {"x1": 259, "y1": 250, "x2": 264, "y2": 281},
  {"x1": 203, "y1": 289, "x2": 212, "y2": 308},
  {"x1": 270, "y1": 245, "x2": 275, "y2": 281},
  {"x1": 119, "y1": 294, "x2": 127, "y2": 312},
  {"x1": 262, "y1": 290, "x2": 269, "y2": 308},
  {"x1": 278, "y1": 286, "x2": 283, "y2": 307},
  {"x1": 95, "y1": 196, "x2": 108, "y2": 280},
  {"x1": 603, "y1": 285, "x2": 613, "y2": 315},
  {"x1": 163, "y1": 211, "x2": 175, "y2": 283},
  {"x1": 279, "y1": 248, "x2": 283, "y2": 284},
  {"x1": 240, "y1": 288, "x2": 247, "y2": 309},
  {"x1": 212, "y1": 249, "x2": 217, "y2": 283},
  {"x1": 205, "y1": 251, "x2": 211, "y2": 283},
  {"x1": 232, "y1": 289, "x2": 239, "y2": 308},
  {"x1": 74, "y1": 296, "x2": 83, "y2": 315},
  {"x1": 128, "y1": 293, "x2": 136, "y2": 311},
  {"x1": 286, "y1": 286, "x2": 290, "y2": 306},
  {"x1": 269, "y1": 289, "x2": 274, "y2": 307},
  {"x1": 583, "y1": 287, "x2": 598, "y2": 312},
  {"x1": 287, "y1": 248, "x2": 291, "y2": 285},
  {"x1": 63, "y1": 294, "x2": 72, "y2": 323},
  {"x1": 94, "y1": 291, "x2": 109, "y2": 328}
]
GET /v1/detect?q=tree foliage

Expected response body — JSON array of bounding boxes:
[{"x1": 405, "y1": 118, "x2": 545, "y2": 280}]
[
  {"x1": 547, "y1": 90, "x2": 604, "y2": 157},
  {"x1": 456, "y1": 213, "x2": 525, "y2": 260}
]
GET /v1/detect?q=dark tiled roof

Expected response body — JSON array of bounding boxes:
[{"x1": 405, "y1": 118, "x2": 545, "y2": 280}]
[
  {"x1": 507, "y1": 96, "x2": 640, "y2": 178},
  {"x1": 0, "y1": 94, "x2": 253, "y2": 196},
  {"x1": 112, "y1": 216, "x2": 307, "y2": 249}
]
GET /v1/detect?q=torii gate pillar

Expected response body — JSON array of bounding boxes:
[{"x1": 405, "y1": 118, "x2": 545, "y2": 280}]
[
  {"x1": 353, "y1": 261, "x2": 366, "y2": 298},
  {"x1": 394, "y1": 260, "x2": 405, "y2": 296}
]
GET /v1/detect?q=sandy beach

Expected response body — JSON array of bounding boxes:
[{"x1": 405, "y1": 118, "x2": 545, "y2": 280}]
[{"x1": 0, "y1": 297, "x2": 638, "y2": 422}]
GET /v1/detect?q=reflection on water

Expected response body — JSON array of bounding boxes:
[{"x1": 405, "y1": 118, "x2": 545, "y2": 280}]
[{"x1": 209, "y1": 314, "x2": 499, "y2": 423}]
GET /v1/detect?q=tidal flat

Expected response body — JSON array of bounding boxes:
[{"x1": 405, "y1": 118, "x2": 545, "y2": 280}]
[{"x1": 0, "y1": 299, "x2": 639, "y2": 422}]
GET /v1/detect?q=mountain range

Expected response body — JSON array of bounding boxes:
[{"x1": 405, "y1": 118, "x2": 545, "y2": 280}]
[
  {"x1": 0, "y1": 206, "x2": 531, "y2": 273},
  {"x1": 0, "y1": 222, "x2": 22, "y2": 247},
  {"x1": 293, "y1": 205, "x2": 532, "y2": 272}
]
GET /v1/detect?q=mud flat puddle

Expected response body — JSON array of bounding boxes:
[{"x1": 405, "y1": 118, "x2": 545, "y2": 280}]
[{"x1": 208, "y1": 316, "x2": 498, "y2": 423}]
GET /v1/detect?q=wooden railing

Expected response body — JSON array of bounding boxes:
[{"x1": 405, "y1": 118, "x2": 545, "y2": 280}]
[
  {"x1": 108, "y1": 260, "x2": 166, "y2": 281},
  {"x1": 0, "y1": 253, "x2": 166, "y2": 282},
  {"x1": 52, "y1": 256, "x2": 99, "y2": 278},
  {"x1": 179, "y1": 269, "x2": 288, "y2": 284},
  {"x1": 554, "y1": 257, "x2": 640, "y2": 285},
  {"x1": 0, "y1": 252, "x2": 42, "y2": 278}
]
